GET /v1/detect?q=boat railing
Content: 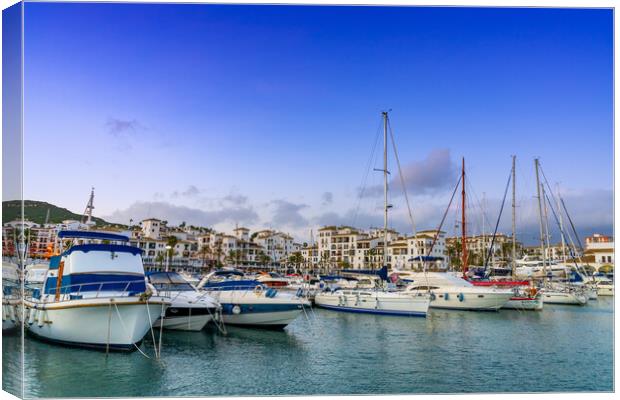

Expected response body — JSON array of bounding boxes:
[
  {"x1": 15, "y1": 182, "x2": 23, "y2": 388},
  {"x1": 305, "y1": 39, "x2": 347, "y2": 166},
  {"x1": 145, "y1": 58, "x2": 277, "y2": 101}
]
[{"x1": 28, "y1": 279, "x2": 148, "y2": 303}]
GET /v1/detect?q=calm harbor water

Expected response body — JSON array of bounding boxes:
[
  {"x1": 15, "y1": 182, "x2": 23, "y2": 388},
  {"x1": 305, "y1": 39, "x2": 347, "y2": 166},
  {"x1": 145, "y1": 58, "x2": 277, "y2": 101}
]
[{"x1": 3, "y1": 298, "x2": 614, "y2": 397}]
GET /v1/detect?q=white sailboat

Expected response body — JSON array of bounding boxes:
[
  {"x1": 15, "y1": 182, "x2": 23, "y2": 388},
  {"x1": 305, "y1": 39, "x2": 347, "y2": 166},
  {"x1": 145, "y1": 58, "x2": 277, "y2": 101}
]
[
  {"x1": 533, "y1": 159, "x2": 587, "y2": 306},
  {"x1": 314, "y1": 111, "x2": 431, "y2": 317}
]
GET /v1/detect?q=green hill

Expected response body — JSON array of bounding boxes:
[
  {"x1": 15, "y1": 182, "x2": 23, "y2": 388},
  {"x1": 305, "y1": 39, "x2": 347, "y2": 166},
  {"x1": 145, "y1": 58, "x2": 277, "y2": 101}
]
[{"x1": 2, "y1": 200, "x2": 109, "y2": 225}]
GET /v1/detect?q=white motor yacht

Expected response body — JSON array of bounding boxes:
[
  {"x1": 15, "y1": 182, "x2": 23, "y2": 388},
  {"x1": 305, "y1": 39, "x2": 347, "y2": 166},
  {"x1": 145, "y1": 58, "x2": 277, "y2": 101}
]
[
  {"x1": 398, "y1": 271, "x2": 513, "y2": 311},
  {"x1": 197, "y1": 270, "x2": 310, "y2": 329},
  {"x1": 147, "y1": 271, "x2": 220, "y2": 331},
  {"x1": 24, "y1": 231, "x2": 170, "y2": 351}
]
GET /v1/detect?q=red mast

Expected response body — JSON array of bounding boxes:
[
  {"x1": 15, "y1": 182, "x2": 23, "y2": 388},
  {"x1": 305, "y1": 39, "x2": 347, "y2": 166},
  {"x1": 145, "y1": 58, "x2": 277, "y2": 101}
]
[{"x1": 461, "y1": 157, "x2": 468, "y2": 277}]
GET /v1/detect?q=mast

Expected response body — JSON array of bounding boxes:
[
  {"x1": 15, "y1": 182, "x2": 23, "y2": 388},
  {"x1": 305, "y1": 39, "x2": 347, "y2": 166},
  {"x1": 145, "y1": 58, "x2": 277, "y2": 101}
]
[
  {"x1": 534, "y1": 158, "x2": 547, "y2": 283},
  {"x1": 542, "y1": 184, "x2": 551, "y2": 257},
  {"x1": 82, "y1": 187, "x2": 95, "y2": 225},
  {"x1": 556, "y1": 184, "x2": 567, "y2": 263},
  {"x1": 382, "y1": 111, "x2": 389, "y2": 268},
  {"x1": 461, "y1": 157, "x2": 468, "y2": 277},
  {"x1": 482, "y1": 192, "x2": 486, "y2": 265},
  {"x1": 511, "y1": 155, "x2": 517, "y2": 276}
]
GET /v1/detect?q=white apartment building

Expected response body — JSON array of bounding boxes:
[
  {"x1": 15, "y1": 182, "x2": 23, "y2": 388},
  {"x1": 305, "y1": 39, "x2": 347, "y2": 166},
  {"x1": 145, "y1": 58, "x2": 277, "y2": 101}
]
[
  {"x1": 584, "y1": 234, "x2": 614, "y2": 267},
  {"x1": 253, "y1": 230, "x2": 297, "y2": 264},
  {"x1": 301, "y1": 244, "x2": 319, "y2": 269},
  {"x1": 141, "y1": 218, "x2": 163, "y2": 240}
]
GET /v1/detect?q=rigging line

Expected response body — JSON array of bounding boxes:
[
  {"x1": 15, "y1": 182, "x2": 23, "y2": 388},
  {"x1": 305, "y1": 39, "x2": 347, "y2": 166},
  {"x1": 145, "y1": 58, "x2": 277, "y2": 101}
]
[
  {"x1": 387, "y1": 118, "x2": 418, "y2": 238},
  {"x1": 543, "y1": 190, "x2": 582, "y2": 272},
  {"x1": 462, "y1": 179, "x2": 481, "y2": 235},
  {"x1": 560, "y1": 196, "x2": 585, "y2": 254},
  {"x1": 465, "y1": 179, "x2": 492, "y2": 235},
  {"x1": 425, "y1": 174, "x2": 463, "y2": 261},
  {"x1": 538, "y1": 164, "x2": 585, "y2": 253},
  {"x1": 352, "y1": 118, "x2": 383, "y2": 227},
  {"x1": 483, "y1": 170, "x2": 511, "y2": 269}
]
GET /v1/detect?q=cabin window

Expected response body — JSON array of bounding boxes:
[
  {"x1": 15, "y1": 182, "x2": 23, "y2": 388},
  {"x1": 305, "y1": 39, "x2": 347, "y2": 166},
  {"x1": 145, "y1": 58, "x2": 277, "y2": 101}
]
[{"x1": 477, "y1": 295, "x2": 484, "y2": 298}]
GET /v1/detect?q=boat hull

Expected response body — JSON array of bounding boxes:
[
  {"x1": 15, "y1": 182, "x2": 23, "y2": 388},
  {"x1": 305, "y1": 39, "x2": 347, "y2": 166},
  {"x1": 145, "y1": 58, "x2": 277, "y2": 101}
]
[
  {"x1": 314, "y1": 291, "x2": 429, "y2": 317},
  {"x1": 502, "y1": 296, "x2": 544, "y2": 310},
  {"x1": 2, "y1": 299, "x2": 20, "y2": 331},
  {"x1": 205, "y1": 289, "x2": 308, "y2": 328},
  {"x1": 25, "y1": 297, "x2": 168, "y2": 351},
  {"x1": 542, "y1": 291, "x2": 588, "y2": 305},
  {"x1": 152, "y1": 307, "x2": 215, "y2": 331},
  {"x1": 222, "y1": 308, "x2": 303, "y2": 329},
  {"x1": 429, "y1": 291, "x2": 512, "y2": 311},
  {"x1": 597, "y1": 286, "x2": 614, "y2": 296}
]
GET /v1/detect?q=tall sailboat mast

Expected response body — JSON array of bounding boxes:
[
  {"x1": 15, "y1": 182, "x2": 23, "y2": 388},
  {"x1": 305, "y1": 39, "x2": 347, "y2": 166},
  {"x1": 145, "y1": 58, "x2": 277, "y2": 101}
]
[
  {"x1": 461, "y1": 157, "x2": 468, "y2": 277},
  {"x1": 511, "y1": 155, "x2": 517, "y2": 276},
  {"x1": 382, "y1": 111, "x2": 389, "y2": 268},
  {"x1": 556, "y1": 184, "x2": 567, "y2": 263},
  {"x1": 534, "y1": 158, "x2": 547, "y2": 283}
]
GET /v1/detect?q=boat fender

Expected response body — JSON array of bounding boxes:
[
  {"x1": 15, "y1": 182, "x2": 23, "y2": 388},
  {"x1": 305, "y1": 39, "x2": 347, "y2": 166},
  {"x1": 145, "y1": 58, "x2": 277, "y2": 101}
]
[
  {"x1": 254, "y1": 285, "x2": 264, "y2": 297},
  {"x1": 457, "y1": 293, "x2": 464, "y2": 302},
  {"x1": 430, "y1": 293, "x2": 436, "y2": 301},
  {"x1": 232, "y1": 305, "x2": 242, "y2": 315},
  {"x1": 1, "y1": 305, "x2": 6, "y2": 321},
  {"x1": 296, "y1": 288, "x2": 303, "y2": 298},
  {"x1": 27, "y1": 308, "x2": 36, "y2": 325},
  {"x1": 37, "y1": 310, "x2": 46, "y2": 327},
  {"x1": 444, "y1": 293, "x2": 449, "y2": 301},
  {"x1": 8, "y1": 305, "x2": 15, "y2": 322}
]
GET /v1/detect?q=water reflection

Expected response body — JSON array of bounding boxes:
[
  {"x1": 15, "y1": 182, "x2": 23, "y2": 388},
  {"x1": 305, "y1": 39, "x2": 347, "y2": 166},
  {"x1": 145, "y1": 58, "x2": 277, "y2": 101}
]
[{"x1": 3, "y1": 301, "x2": 613, "y2": 397}]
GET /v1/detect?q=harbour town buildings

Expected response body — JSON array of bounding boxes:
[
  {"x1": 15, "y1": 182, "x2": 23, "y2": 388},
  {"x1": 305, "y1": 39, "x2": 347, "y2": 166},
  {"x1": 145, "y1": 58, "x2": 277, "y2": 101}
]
[{"x1": 2, "y1": 217, "x2": 613, "y2": 273}]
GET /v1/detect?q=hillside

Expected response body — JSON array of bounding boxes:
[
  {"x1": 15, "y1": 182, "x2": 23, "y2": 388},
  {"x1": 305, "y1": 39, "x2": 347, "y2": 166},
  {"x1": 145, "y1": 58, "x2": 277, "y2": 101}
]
[{"x1": 2, "y1": 200, "x2": 109, "y2": 225}]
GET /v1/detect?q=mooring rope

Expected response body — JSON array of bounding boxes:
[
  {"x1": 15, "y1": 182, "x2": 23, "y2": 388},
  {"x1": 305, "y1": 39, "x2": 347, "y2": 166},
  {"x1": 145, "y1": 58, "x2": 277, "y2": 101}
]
[{"x1": 112, "y1": 302, "x2": 151, "y2": 359}]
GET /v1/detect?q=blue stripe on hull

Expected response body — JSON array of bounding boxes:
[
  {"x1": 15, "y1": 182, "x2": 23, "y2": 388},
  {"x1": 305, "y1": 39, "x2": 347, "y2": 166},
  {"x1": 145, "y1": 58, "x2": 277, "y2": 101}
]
[
  {"x1": 220, "y1": 303, "x2": 302, "y2": 315},
  {"x1": 316, "y1": 303, "x2": 427, "y2": 317}
]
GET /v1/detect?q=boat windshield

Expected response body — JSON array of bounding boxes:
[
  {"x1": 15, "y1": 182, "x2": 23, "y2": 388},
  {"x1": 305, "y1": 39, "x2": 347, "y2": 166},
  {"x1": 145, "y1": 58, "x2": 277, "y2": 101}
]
[
  {"x1": 152, "y1": 282, "x2": 195, "y2": 291},
  {"x1": 147, "y1": 271, "x2": 196, "y2": 291}
]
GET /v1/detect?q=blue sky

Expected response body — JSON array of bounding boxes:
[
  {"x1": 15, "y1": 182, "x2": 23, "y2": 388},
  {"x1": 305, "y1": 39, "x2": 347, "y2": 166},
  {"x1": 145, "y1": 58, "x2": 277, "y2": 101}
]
[{"x1": 14, "y1": 4, "x2": 613, "y2": 243}]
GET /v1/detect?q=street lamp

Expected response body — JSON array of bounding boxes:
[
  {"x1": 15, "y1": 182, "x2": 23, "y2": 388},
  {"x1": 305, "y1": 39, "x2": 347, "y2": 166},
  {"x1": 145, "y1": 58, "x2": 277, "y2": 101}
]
[{"x1": 165, "y1": 245, "x2": 172, "y2": 272}]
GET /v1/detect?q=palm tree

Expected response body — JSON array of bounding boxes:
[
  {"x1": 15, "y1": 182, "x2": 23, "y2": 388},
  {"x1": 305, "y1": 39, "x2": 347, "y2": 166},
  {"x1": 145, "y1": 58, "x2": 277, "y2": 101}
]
[
  {"x1": 337, "y1": 260, "x2": 351, "y2": 270},
  {"x1": 166, "y1": 236, "x2": 178, "y2": 259},
  {"x1": 198, "y1": 245, "x2": 212, "y2": 269},
  {"x1": 213, "y1": 241, "x2": 224, "y2": 268},
  {"x1": 226, "y1": 249, "x2": 246, "y2": 267},
  {"x1": 155, "y1": 253, "x2": 165, "y2": 269},
  {"x1": 258, "y1": 251, "x2": 271, "y2": 267},
  {"x1": 288, "y1": 251, "x2": 304, "y2": 274}
]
